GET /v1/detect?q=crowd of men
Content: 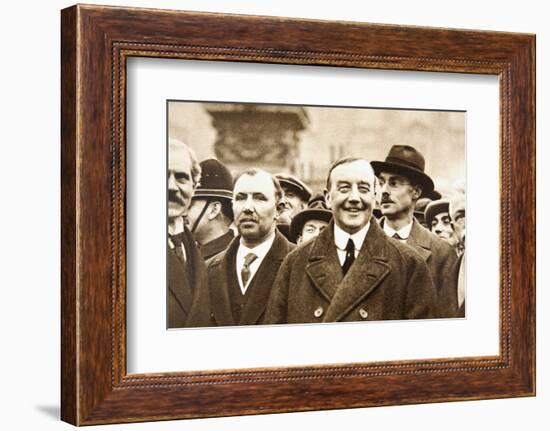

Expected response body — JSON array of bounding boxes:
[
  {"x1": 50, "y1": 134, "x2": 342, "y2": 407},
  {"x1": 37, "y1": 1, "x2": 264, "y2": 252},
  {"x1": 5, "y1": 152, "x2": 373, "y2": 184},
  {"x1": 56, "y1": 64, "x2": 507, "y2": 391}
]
[{"x1": 167, "y1": 138, "x2": 466, "y2": 328}]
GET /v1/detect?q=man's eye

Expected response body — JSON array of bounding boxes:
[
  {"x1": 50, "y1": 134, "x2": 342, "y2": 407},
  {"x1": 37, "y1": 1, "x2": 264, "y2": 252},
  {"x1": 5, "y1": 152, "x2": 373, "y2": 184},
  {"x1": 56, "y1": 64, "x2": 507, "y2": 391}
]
[
  {"x1": 338, "y1": 186, "x2": 350, "y2": 192},
  {"x1": 235, "y1": 195, "x2": 245, "y2": 201},
  {"x1": 359, "y1": 187, "x2": 369, "y2": 193}
]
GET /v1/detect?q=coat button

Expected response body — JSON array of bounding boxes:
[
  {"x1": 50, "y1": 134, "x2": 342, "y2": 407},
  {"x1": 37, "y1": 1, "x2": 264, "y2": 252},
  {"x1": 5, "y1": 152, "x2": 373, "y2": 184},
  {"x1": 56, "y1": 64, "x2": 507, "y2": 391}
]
[
  {"x1": 314, "y1": 306, "x2": 324, "y2": 318},
  {"x1": 359, "y1": 308, "x2": 368, "y2": 319}
]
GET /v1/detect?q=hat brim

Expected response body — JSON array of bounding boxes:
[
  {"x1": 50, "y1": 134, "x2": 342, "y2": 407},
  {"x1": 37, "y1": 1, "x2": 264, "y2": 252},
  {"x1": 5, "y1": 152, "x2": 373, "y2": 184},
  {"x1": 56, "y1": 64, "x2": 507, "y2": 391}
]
[
  {"x1": 424, "y1": 200, "x2": 450, "y2": 228},
  {"x1": 289, "y1": 209, "x2": 332, "y2": 242},
  {"x1": 192, "y1": 189, "x2": 233, "y2": 200},
  {"x1": 371, "y1": 161, "x2": 435, "y2": 197},
  {"x1": 278, "y1": 180, "x2": 312, "y2": 202},
  {"x1": 192, "y1": 192, "x2": 234, "y2": 221}
]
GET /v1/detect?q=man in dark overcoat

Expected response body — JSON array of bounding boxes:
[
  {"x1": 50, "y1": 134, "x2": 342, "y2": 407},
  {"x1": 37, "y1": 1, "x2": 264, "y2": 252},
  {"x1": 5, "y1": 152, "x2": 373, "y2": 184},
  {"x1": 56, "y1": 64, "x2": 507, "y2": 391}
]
[
  {"x1": 372, "y1": 145, "x2": 458, "y2": 318},
  {"x1": 187, "y1": 168, "x2": 294, "y2": 327},
  {"x1": 167, "y1": 138, "x2": 207, "y2": 328},
  {"x1": 264, "y1": 157, "x2": 436, "y2": 324}
]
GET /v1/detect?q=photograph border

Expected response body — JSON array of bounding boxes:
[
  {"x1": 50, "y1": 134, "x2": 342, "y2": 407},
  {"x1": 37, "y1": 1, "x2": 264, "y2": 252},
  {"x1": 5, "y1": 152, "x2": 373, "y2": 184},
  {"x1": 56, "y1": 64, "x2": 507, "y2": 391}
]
[{"x1": 61, "y1": 4, "x2": 535, "y2": 425}]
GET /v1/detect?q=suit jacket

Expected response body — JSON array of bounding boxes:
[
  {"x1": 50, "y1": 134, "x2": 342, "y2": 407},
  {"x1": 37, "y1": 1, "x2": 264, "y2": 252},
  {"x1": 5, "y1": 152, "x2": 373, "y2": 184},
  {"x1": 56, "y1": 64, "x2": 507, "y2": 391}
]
[
  {"x1": 264, "y1": 220, "x2": 437, "y2": 324},
  {"x1": 380, "y1": 217, "x2": 459, "y2": 318},
  {"x1": 167, "y1": 227, "x2": 207, "y2": 328},
  {"x1": 186, "y1": 230, "x2": 295, "y2": 327},
  {"x1": 199, "y1": 229, "x2": 234, "y2": 261}
]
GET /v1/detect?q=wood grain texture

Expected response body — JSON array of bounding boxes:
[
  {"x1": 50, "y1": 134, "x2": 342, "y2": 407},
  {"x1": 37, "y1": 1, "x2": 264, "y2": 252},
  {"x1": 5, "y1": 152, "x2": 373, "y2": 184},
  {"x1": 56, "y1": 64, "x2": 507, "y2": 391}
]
[{"x1": 60, "y1": 4, "x2": 535, "y2": 425}]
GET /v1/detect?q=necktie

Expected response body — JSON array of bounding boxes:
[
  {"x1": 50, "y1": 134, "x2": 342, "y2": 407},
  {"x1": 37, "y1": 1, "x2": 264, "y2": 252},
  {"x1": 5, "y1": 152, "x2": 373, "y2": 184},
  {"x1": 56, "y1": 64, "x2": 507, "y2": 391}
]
[
  {"x1": 392, "y1": 233, "x2": 402, "y2": 240},
  {"x1": 170, "y1": 233, "x2": 186, "y2": 263},
  {"x1": 241, "y1": 253, "x2": 258, "y2": 287},
  {"x1": 342, "y1": 238, "x2": 356, "y2": 275}
]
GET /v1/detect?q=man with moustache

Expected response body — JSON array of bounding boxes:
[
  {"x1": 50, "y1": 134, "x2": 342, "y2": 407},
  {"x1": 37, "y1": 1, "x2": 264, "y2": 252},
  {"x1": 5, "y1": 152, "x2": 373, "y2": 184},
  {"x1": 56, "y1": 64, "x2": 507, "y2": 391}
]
[
  {"x1": 167, "y1": 138, "x2": 207, "y2": 328},
  {"x1": 186, "y1": 168, "x2": 295, "y2": 327},
  {"x1": 372, "y1": 145, "x2": 458, "y2": 318},
  {"x1": 264, "y1": 157, "x2": 436, "y2": 324}
]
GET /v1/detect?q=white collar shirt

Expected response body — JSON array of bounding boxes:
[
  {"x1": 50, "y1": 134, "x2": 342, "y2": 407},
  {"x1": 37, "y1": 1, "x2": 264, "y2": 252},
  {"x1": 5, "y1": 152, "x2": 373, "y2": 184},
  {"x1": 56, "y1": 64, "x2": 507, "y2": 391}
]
[
  {"x1": 236, "y1": 232, "x2": 276, "y2": 295},
  {"x1": 333, "y1": 222, "x2": 370, "y2": 266},
  {"x1": 383, "y1": 219, "x2": 413, "y2": 242}
]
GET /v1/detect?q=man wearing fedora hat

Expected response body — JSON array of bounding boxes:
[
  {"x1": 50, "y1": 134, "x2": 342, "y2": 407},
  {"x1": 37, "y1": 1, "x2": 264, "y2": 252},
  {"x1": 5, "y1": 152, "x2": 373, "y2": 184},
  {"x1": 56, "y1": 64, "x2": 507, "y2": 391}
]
[
  {"x1": 167, "y1": 139, "x2": 207, "y2": 328},
  {"x1": 372, "y1": 145, "x2": 458, "y2": 318},
  {"x1": 186, "y1": 158, "x2": 235, "y2": 261},
  {"x1": 289, "y1": 193, "x2": 333, "y2": 245},
  {"x1": 265, "y1": 157, "x2": 436, "y2": 324}
]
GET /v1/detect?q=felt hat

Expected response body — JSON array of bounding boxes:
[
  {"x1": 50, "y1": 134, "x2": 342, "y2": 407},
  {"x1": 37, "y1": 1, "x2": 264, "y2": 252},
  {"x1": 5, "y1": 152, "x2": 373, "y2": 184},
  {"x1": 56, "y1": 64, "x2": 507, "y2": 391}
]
[
  {"x1": 371, "y1": 145, "x2": 435, "y2": 196},
  {"x1": 424, "y1": 199, "x2": 450, "y2": 229},
  {"x1": 289, "y1": 193, "x2": 332, "y2": 242}
]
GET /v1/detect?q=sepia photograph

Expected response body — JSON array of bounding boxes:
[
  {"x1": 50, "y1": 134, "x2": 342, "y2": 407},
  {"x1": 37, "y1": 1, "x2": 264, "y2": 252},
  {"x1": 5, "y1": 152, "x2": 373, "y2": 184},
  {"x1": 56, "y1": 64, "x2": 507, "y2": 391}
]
[{"x1": 167, "y1": 100, "x2": 466, "y2": 329}]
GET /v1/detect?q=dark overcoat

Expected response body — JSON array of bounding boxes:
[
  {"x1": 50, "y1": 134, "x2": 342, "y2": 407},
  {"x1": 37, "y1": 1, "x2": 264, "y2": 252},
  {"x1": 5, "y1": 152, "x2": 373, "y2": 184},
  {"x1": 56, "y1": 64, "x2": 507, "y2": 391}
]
[
  {"x1": 388, "y1": 218, "x2": 458, "y2": 318},
  {"x1": 264, "y1": 220, "x2": 437, "y2": 324},
  {"x1": 167, "y1": 227, "x2": 207, "y2": 328},
  {"x1": 199, "y1": 229, "x2": 234, "y2": 261},
  {"x1": 186, "y1": 230, "x2": 295, "y2": 327}
]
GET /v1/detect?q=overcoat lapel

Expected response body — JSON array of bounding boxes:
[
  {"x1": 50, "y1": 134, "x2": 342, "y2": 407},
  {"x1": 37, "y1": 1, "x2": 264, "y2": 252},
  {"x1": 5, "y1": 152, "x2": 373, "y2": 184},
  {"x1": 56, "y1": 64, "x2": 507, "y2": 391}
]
[
  {"x1": 305, "y1": 227, "x2": 344, "y2": 302},
  {"x1": 239, "y1": 231, "x2": 289, "y2": 324},
  {"x1": 208, "y1": 238, "x2": 239, "y2": 326},
  {"x1": 406, "y1": 218, "x2": 432, "y2": 262},
  {"x1": 310, "y1": 222, "x2": 392, "y2": 322},
  {"x1": 167, "y1": 246, "x2": 193, "y2": 317}
]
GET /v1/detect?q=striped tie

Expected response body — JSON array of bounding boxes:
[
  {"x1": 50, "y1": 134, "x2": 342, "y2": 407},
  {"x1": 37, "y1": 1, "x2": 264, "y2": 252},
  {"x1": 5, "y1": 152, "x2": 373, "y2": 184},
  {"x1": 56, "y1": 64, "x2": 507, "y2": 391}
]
[{"x1": 241, "y1": 253, "x2": 258, "y2": 287}]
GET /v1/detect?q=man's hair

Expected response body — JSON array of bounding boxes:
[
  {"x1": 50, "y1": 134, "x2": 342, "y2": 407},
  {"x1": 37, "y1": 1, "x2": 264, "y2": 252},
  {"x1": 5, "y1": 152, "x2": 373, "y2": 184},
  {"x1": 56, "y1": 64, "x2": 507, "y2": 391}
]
[
  {"x1": 325, "y1": 157, "x2": 375, "y2": 190},
  {"x1": 169, "y1": 138, "x2": 202, "y2": 187},
  {"x1": 234, "y1": 168, "x2": 283, "y2": 202}
]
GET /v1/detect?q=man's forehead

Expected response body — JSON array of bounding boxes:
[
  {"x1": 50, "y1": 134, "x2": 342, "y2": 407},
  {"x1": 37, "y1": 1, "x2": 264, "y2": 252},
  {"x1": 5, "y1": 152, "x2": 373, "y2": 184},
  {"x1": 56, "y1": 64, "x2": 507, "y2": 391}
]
[
  {"x1": 378, "y1": 171, "x2": 410, "y2": 181},
  {"x1": 304, "y1": 219, "x2": 328, "y2": 227},
  {"x1": 169, "y1": 146, "x2": 192, "y2": 171},
  {"x1": 331, "y1": 160, "x2": 374, "y2": 181},
  {"x1": 234, "y1": 172, "x2": 274, "y2": 192}
]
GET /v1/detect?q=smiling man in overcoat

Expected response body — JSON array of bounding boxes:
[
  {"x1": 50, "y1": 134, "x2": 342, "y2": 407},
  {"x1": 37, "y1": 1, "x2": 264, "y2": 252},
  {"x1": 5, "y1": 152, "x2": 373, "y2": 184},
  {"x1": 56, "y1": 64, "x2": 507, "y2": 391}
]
[{"x1": 264, "y1": 157, "x2": 437, "y2": 324}]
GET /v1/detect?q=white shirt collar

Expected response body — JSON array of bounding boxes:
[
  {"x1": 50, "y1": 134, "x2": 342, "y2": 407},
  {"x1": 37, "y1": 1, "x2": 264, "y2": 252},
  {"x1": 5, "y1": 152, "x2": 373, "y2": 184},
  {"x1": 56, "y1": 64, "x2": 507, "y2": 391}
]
[
  {"x1": 168, "y1": 216, "x2": 185, "y2": 236},
  {"x1": 333, "y1": 222, "x2": 370, "y2": 252},
  {"x1": 237, "y1": 232, "x2": 276, "y2": 263},
  {"x1": 236, "y1": 232, "x2": 276, "y2": 294},
  {"x1": 383, "y1": 218, "x2": 413, "y2": 240}
]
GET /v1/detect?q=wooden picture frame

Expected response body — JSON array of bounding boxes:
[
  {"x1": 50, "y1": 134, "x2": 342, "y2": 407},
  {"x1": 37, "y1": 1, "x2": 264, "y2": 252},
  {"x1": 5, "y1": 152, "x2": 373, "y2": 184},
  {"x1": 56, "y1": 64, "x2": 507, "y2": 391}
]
[{"x1": 61, "y1": 4, "x2": 535, "y2": 425}]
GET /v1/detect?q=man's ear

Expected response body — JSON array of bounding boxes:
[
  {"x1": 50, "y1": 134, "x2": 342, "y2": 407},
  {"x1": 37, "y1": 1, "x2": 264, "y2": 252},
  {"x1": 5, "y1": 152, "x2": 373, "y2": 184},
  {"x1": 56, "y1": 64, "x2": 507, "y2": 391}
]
[
  {"x1": 207, "y1": 201, "x2": 222, "y2": 220},
  {"x1": 411, "y1": 185, "x2": 422, "y2": 200},
  {"x1": 323, "y1": 189, "x2": 332, "y2": 209}
]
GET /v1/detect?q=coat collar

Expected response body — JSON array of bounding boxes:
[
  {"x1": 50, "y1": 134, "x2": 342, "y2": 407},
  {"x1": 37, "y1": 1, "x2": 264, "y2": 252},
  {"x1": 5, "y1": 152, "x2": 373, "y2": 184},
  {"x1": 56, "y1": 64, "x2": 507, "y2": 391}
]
[
  {"x1": 200, "y1": 229, "x2": 234, "y2": 261},
  {"x1": 208, "y1": 230, "x2": 291, "y2": 325},
  {"x1": 306, "y1": 220, "x2": 391, "y2": 322},
  {"x1": 406, "y1": 218, "x2": 433, "y2": 262},
  {"x1": 378, "y1": 216, "x2": 432, "y2": 262}
]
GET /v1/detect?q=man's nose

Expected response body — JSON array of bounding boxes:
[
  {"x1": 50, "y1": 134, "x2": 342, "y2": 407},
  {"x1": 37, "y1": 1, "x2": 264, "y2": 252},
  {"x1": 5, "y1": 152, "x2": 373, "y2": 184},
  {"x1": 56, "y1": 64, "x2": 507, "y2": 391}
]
[
  {"x1": 243, "y1": 195, "x2": 254, "y2": 211},
  {"x1": 168, "y1": 172, "x2": 178, "y2": 190},
  {"x1": 348, "y1": 185, "x2": 360, "y2": 202}
]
